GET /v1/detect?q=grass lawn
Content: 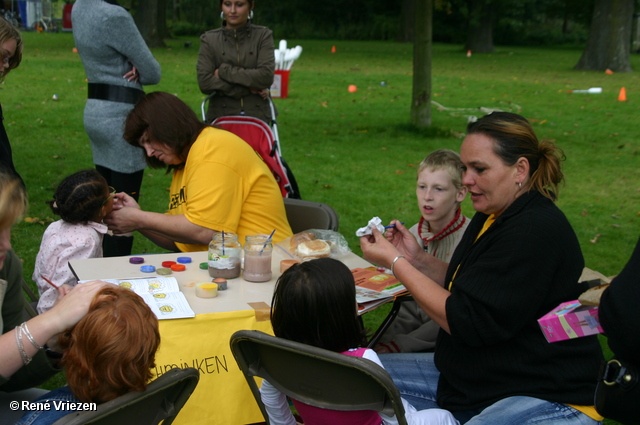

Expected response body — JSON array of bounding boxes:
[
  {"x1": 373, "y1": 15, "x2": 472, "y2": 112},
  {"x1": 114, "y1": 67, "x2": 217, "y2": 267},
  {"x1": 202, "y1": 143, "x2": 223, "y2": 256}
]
[{"x1": 4, "y1": 33, "x2": 638, "y2": 421}]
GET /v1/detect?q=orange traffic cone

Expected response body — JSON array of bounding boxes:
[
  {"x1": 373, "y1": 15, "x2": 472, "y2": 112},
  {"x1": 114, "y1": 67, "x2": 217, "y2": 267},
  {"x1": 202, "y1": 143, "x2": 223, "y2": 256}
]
[
  {"x1": 618, "y1": 87, "x2": 627, "y2": 102},
  {"x1": 467, "y1": 50, "x2": 472, "y2": 57},
  {"x1": 331, "y1": 45, "x2": 336, "y2": 53}
]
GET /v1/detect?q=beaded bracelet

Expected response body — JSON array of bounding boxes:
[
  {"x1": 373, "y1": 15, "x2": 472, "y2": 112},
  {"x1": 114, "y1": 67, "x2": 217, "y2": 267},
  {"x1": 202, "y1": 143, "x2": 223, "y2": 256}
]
[
  {"x1": 14, "y1": 325, "x2": 32, "y2": 365},
  {"x1": 21, "y1": 322, "x2": 44, "y2": 350},
  {"x1": 390, "y1": 255, "x2": 405, "y2": 277}
]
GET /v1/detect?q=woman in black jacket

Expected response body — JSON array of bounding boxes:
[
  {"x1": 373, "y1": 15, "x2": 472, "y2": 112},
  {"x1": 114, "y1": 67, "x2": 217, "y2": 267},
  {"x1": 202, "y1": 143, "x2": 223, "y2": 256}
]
[
  {"x1": 361, "y1": 112, "x2": 603, "y2": 424},
  {"x1": 599, "y1": 236, "x2": 640, "y2": 359}
]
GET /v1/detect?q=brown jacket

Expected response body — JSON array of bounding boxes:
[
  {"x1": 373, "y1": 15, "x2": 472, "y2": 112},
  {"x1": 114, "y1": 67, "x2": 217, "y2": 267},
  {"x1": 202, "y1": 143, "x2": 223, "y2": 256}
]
[{"x1": 197, "y1": 23, "x2": 275, "y2": 124}]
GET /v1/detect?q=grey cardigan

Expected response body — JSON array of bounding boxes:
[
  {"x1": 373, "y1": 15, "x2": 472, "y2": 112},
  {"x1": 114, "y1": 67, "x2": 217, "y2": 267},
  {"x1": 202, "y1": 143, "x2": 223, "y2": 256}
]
[{"x1": 72, "y1": 0, "x2": 161, "y2": 173}]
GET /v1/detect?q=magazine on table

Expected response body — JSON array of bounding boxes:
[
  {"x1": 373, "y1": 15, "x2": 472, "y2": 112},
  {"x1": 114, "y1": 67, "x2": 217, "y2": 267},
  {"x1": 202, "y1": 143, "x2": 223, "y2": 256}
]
[
  {"x1": 79, "y1": 276, "x2": 195, "y2": 320},
  {"x1": 351, "y1": 267, "x2": 408, "y2": 314}
]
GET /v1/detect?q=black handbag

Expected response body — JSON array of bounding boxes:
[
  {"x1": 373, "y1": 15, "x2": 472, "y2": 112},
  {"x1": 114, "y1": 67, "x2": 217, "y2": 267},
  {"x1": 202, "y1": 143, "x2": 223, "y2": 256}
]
[{"x1": 595, "y1": 357, "x2": 640, "y2": 424}]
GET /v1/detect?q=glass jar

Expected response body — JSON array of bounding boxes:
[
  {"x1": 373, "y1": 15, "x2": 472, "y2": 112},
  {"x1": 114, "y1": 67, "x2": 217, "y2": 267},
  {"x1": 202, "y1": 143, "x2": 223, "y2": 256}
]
[
  {"x1": 208, "y1": 232, "x2": 242, "y2": 279},
  {"x1": 243, "y1": 234, "x2": 273, "y2": 282}
]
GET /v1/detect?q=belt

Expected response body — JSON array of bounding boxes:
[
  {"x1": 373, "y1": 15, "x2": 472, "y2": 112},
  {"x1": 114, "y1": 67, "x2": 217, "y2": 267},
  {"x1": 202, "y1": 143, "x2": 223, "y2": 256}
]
[{"x1": 87, "y1": 83, "x2": 145, "y2": 105}]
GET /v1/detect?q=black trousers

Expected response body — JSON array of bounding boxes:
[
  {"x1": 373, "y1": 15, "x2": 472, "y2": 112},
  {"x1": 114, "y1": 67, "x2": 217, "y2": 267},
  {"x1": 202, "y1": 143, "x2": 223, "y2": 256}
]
[{"x1": 96, "y1": 165, "x2": 144, "y2": 257}]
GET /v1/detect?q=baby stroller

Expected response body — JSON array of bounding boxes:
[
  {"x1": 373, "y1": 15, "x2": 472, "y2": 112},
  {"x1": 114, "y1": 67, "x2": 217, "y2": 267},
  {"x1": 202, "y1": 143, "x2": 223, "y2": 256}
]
[{"x1": 201, "y1": 93, "x2": 301, "y2": 199}]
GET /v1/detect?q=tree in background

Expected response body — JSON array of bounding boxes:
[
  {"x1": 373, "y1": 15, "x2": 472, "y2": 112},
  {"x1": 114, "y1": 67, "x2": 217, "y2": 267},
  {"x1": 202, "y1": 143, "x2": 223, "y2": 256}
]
[
  {"x1": 464, "y1": 0, "x2": 495, "y2": 53},
  {"x1": 133, "y1": 0, "x2": 167, "y2": 47},
  {"x1": 117, "y1": 0, "x2": 597, "y2": 46},
  {"x1": 399, "y1": 0, "x2": 416, "y2": 42},
  {"x1": 412, "y1": 0, "x2": 433, "y2": 127},
  {"x1": 574, "y1": 0, "x2": 634, "y2": 72}
]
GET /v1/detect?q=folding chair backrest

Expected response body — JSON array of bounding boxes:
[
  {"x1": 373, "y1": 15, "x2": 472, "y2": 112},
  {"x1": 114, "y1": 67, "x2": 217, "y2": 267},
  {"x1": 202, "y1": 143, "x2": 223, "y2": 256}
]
[
  {"x1": 283, "y1": 198, "x2": 339, "y2": 233},
  {"x1": 230, "y1": 330, "x2": 407, "y2": 425},
  {"x1": 213, "y1": 115, "x2": 295, "y2": 198},
  {"x1": 52, "y1": 367, "x2": 200, "y2": 425}
]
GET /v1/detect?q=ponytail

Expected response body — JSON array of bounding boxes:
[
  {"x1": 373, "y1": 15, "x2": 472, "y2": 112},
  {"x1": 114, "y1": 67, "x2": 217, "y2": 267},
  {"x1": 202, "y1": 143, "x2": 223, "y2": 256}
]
[{"x1": 530, "y1": 139, "x2": 565, "y2": 201}]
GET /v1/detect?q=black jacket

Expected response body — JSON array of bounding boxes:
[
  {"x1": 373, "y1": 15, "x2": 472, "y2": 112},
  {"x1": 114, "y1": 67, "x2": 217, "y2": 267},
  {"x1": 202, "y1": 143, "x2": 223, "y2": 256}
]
[
  {"x1": 599, "y1": 236, "x2": 640, "y2": 360},
  {"x1": 435, "y1": 191, "x2": 603, "y2": 411}
]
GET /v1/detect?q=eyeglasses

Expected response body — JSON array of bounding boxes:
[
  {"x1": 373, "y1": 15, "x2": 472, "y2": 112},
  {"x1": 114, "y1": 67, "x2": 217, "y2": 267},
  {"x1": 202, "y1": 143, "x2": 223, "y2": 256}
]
[{"x1": 102, "y1": 186, "x2": 116, "y2": 206}]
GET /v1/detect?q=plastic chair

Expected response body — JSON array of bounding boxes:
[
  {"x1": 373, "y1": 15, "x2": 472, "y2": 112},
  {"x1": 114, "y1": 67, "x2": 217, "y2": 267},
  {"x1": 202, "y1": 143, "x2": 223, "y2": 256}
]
[
  {"x1": 52, "y1": 367, "x2": 200, "y2": 425},
  {"x1": 229, "y1": 330, "x2": 408, "y2": 425},
  {"x1": 283, "y1": 198, "x2": 339, "y2": 233}
]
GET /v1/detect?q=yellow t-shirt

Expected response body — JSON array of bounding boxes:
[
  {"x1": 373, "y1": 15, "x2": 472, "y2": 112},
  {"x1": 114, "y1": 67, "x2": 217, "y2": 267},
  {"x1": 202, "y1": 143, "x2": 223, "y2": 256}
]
[
  {"x1": 168, "y1": 127, "x2": 292, "y2": 252},
  {"x1": 448, "y1": 214, "x2": 496, "y2": 291}
]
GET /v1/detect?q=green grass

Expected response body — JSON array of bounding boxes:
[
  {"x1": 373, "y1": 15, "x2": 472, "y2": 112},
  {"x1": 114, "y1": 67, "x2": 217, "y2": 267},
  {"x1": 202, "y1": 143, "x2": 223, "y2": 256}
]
[{"x1": 5, "y1": 34, "x2": 638, "y2": 419}]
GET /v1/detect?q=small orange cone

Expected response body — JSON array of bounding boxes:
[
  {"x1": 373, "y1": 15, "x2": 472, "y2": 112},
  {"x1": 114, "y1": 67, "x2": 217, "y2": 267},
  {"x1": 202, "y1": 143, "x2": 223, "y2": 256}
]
[
  {"x1": 618, "y1": 87, "x2": 627, "y2": 102},
  {"x1": 605, "y1": 68, "x2": 614, "y2": 75},
  {"x1": 331, "y1": 45, "x2": 336, "y2": 53},
  {"x1": 467, "y1": 50, "x2": 472, "y2": 57}
]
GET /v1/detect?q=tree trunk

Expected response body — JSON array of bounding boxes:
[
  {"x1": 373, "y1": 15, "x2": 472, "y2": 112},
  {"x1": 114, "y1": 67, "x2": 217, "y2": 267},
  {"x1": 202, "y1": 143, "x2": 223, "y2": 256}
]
[
  {"x1": 574, "y1": 0, "x2": 634, "y2": 72},
  {"x1": 464, "y1": 0, "x2": 494, "y2": 53},
  {"x1": 411, "y1": 0, "x2": 432, "y2": 128},
  {"x1": 134, "y1": 0, "x2": 166, "y2": 48},
  {"x1": 399, "y1": 0, "x2": 416, "y2": 42},
  {"x1": 158, "y1": 0, "x2": 169, "y2": 39}
]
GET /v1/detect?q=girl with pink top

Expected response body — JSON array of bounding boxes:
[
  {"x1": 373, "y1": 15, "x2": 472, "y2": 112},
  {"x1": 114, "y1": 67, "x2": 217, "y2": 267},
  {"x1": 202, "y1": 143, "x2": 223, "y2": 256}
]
[
  {"x1": 261, "y1": 258, "x2": 459, "y2": 425},
  {"x1": 33, "y1": 169, "x2": 114, "y2": 313}
]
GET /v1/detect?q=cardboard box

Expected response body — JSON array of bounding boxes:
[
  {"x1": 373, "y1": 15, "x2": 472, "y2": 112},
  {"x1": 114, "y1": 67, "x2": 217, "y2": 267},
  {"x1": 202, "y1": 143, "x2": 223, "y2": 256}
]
[
  {"x1": 270, "y1": 70, "x2": 290, "y2": 98},
  {"x1": 538, "y1": 300, "x2": 603, "y2": 343}
]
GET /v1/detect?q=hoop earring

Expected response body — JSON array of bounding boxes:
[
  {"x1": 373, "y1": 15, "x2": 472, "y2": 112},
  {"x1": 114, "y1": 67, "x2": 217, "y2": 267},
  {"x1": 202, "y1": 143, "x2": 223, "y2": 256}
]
[
  {"x1": 220, "y1": 11, "x2": 224, "y2": 20},
  {"x1": 249, "y1": 10, "x2": 254, "y2": 20}
]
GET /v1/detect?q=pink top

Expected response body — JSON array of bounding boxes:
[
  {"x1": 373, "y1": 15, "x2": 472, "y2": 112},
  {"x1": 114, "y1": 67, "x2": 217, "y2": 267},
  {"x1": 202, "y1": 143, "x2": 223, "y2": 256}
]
[
  {"x1": 291, "y1": 348, "x2": 382, "y2": 425},
  {"x1": 33, "y1": 220, "x2": 108, "y2": 313}
]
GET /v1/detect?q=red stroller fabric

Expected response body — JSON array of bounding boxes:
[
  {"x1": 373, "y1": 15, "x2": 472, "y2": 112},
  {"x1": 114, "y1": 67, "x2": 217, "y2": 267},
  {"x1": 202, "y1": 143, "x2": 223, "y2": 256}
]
[{"x1": 212, "y1": 115, "x2": 295, "y2": 198}]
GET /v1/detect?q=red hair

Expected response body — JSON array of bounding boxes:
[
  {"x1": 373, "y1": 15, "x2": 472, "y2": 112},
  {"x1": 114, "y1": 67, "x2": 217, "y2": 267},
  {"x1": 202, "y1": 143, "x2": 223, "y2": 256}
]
[{"x1": 59, "y1": 286, "x2": 160, "y2": 403}]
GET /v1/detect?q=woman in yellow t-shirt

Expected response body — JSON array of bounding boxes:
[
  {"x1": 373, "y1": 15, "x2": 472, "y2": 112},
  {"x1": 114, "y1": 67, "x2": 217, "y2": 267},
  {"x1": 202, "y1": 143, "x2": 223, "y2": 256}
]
[{"x1": 104, "y1": 91, "x2": 292, "y2": 252}]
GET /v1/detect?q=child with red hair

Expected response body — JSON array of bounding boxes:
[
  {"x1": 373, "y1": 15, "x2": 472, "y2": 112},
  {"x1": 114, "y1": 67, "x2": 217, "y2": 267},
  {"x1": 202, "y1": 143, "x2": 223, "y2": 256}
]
[{"x1": 16, "y1": 285, "x2": 160, "y2": 424}]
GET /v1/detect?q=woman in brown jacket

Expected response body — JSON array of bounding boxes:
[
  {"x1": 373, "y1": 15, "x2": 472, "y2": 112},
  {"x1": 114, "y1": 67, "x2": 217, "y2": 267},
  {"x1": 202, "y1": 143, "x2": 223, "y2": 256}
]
[{"x1": 197, "y1": 0, "x2": 275, "y2": 124}]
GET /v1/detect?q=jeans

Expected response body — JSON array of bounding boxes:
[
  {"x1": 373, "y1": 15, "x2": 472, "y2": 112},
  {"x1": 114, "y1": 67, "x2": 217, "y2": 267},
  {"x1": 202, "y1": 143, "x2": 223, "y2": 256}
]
[
  {"x1": 379, "y1": 353, "x2": 601, "y2": 425},
  {"x1": 14, "y1": 386, "x2": 78, "y2": 425},
  {"x1": 0, "y1": 388, "x2": 48, "y2": 424}
]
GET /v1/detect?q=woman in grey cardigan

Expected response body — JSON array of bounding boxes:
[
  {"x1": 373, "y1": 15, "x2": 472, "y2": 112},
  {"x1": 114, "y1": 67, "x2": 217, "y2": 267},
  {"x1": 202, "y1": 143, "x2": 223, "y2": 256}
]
[{"x1": 72, "y1": 0, "x2": 161, "y2": 256}]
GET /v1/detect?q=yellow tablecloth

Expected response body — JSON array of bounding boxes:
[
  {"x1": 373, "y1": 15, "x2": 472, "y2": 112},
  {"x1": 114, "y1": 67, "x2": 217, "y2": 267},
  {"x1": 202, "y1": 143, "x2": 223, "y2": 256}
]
[{"x1": 154, "y1": 310, "x2": 273, "y2": 425}]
